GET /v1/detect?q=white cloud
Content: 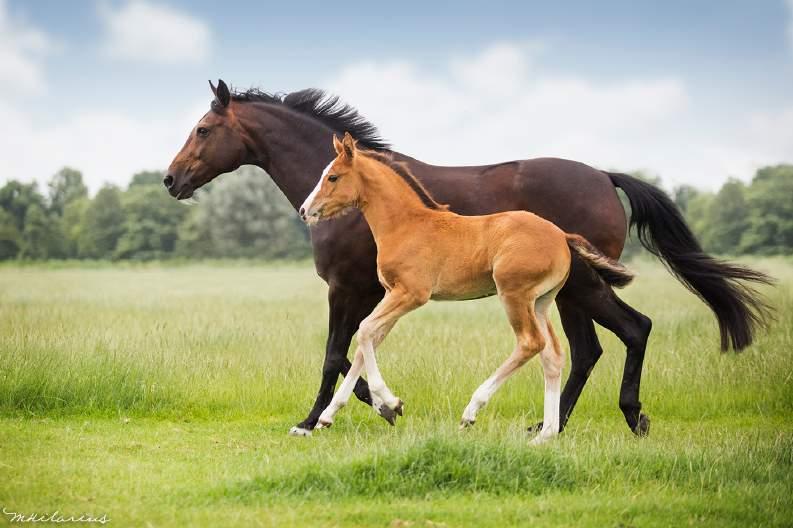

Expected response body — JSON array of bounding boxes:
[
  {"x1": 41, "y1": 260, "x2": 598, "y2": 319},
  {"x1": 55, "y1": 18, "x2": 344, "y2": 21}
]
[
  {"x1": 0, "y1": 99, "x2": 208, "y2": 192},
  {"x1": 99, "y1": 0, "x2": 211, "y2": 64},
  {"x1": 0, "y1": 0, "x2": 56, "y2": 94},
  {"x1": 326, "y1": 43, "x2": 792, "y2": 189}
]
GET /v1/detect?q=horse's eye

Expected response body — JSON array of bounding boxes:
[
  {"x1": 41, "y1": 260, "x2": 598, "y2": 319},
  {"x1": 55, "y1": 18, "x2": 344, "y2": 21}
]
[
  {"x1": 328, "y1": 174, "x2": 339, "y2": 182},
  {"x1": 197, "y1": 127, "x2": 210, "y2": 137}
]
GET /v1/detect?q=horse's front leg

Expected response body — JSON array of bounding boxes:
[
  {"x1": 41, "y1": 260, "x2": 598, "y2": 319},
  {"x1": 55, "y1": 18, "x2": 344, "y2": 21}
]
[{"x1": 289, "y1": 285, "x2": 382, "y2": 436}]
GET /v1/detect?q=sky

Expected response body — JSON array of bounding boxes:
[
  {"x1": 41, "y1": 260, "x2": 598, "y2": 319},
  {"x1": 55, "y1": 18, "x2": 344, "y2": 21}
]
[{"x1": 1, "y1": 0, "x2": 792, "y2": 193}]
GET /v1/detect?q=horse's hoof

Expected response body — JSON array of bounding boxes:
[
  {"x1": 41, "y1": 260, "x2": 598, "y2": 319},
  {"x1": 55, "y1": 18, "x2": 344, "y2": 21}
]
[
  {"x1": 632, "y1": 413, "x2": 650, "y2": 437},
  {"x1": 459, "y1": 418, "x2": 475, "y2": 430},
  {"x1": 526, "y1": 421, "x2": 543, "y2": 435},
  {"x1": 288, "y1": 426, "x2": 313, "y2": 437}
]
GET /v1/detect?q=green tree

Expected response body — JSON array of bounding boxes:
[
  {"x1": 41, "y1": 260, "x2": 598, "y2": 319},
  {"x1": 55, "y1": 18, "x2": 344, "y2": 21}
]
[
  {"x1": 61, "y1": 197, "x2": 90, "y2": 258},
  {"x1": 673, "y1": 184, "x2": 699, "y2": 215},
  {"x1": 48, "y1": 168, "x2": 88, "y2": 216},
  {"x1": 699, "y1": 178, "x2": 748, "y2": 254},
  {"x1": 0, "y1": 181, "x2": 48, "y2": 259},
  {"x1": 78, "y1": 185, "x2": 126, "y2": 259},
  {"x1": 180, "y1": 166, "x2": 311, "y2": 259},
  {"x1": 739, "y1": 164, "x2": 793, "y2": 255},
  {"x1": 0, "y1": 181, "x2": 46, "y2": 232},
  {"x1": 129, "y1": 171, "x2": 165, "y2": 188},
  {"x1": 0, "y1": 209, "x2": 23, "y2": 259},
  {"x1": 115, "y1": 182, "x2": 188, "y2": 259},
  {"x1": 19, "y1": 203, "x2": 65, "y2": 259}
]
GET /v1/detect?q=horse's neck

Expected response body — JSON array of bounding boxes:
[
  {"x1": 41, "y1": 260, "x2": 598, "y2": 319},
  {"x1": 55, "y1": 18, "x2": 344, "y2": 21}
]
[
  {"x1": 238, "y1": 104, "x2": 335, "y2": 210},
  {"x1": 359, "y1": 166, "x2": 436, "y2": 244}
]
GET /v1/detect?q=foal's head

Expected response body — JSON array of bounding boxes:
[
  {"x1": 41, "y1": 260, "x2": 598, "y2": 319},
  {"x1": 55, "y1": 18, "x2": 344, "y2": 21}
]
[
  {"x1": 299, "y1": 132, "x2": 364, "y2": 225},
  {"x1": 165, "y1": 79, "x2": 250, "y2": 199}
]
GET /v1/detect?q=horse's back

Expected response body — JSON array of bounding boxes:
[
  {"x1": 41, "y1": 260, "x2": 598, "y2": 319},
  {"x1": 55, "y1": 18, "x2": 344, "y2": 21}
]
[{"x1": 396, "y1": 154, "x2": 627, "y2": 260}]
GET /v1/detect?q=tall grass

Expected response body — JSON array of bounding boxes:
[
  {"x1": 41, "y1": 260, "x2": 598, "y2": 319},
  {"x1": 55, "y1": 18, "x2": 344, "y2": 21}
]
[{"x1": 0, "y1": 258, "x2": 791, "y2": 526}]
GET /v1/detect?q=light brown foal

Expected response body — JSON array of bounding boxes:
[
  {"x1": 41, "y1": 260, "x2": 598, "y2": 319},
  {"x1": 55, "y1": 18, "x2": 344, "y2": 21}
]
[{"x1": 300, "y1": 132, "x2": 633, "y2": 443}]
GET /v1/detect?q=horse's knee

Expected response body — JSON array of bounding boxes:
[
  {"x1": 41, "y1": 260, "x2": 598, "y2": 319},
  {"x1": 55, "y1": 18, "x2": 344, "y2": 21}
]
[{"x1": 321, "y1": 356, "x2": 347, "y2": 378}]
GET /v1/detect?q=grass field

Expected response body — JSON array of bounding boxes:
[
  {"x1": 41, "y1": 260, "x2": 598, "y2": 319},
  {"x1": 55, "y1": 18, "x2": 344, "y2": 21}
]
[{"x1": 1, "y1": 259, "x2": 791, "y2": 527}]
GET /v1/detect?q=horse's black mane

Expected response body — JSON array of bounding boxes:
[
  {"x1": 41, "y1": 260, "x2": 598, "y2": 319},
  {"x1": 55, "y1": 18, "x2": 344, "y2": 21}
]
[
  {"x1": 230, "y1": 88, "x2": 390, "y2": 151},
  {"x1": 364, "y1": 151, "x2": 446, "y2": 211}
]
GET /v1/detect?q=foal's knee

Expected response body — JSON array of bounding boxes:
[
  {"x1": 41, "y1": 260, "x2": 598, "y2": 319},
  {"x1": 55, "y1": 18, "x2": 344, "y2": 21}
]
[{"x1": 357, "y1": 321, "x2": 377, "y2": 347}]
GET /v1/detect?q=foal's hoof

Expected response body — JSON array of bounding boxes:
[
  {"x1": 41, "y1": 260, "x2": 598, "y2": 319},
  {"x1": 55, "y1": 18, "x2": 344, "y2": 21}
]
[
  {"x1": 288, "y1": 425, "x2": 313, "y2": 437},
  {"x1": 632, "y1": 413, "x2": 650, "y2": 437},
  {"x1": 459, "y1": 418, "x2": 475, "y2": 430},
  {"x1": 315, "y1": 418, "x2": 333, "y2": 430},
  {"x1": 526, "y1": 421, "x2": 543, "y2": 435},
  {"x1": 377, "y1": 400, "x2": 403, "y2": 426}
]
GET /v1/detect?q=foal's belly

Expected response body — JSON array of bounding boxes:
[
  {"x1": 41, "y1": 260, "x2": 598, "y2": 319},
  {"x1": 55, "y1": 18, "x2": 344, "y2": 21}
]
[{"x1": 430, "y1": 272, "x2": 497, "y2": 301}]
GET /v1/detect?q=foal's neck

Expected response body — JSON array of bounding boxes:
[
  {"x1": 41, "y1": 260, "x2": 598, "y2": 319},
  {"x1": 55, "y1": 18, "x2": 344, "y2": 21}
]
[{"x1": 358, "y1": 159, "x2": 439, "y2": 245}]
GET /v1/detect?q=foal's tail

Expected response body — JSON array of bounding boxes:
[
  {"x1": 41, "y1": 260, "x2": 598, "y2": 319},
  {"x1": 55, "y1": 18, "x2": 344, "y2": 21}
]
[{"x1": 566, "y1": 234, "x2": 634, "y2": 288}]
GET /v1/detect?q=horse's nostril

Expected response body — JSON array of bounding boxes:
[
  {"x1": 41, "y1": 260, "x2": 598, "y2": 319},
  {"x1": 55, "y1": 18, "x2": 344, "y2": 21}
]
[
  {"x1": 163, "y1": 174, "x2": 174, "y2": 189},
  {"x1": 299, "y1": 207, "x2": 306, "y2": 218}
]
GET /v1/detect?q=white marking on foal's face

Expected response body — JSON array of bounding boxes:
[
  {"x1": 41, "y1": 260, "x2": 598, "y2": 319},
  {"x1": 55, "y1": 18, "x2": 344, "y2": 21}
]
[{"x1": 299, "y1": 160, "x2": 334, "y2": 225}]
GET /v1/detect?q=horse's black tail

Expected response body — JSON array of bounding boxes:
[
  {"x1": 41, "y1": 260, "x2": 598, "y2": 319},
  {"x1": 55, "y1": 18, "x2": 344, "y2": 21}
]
[
  {"x1": 566, "y1": 234, "x2": 634, "y2": 288},
  {"x1": 607, "y1": 172, "x2": 773, "y2": 351}
]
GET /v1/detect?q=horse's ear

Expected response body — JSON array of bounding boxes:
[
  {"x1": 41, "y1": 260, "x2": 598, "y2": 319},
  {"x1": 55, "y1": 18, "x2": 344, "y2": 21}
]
[
  {"x1": 332, "y1": 134, "x2": 344, "y2": 155},
  {"x1": 342, "y1": 131, "x2": 356, "y2": 160},
  {"x1": 208, "y1": 79, "x2": 218, "y2": 97},
  {"x1": 215, "y1": 79, "x2": 230, "y2": 108}
]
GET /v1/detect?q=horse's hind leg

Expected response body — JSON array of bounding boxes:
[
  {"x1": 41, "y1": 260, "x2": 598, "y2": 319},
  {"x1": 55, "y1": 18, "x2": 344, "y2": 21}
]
[
  {"x1": 460, "y1": 292, "x2": 545, "y2": 427},
  {"x1": 590, "y1": 292, "x2": 652, "y2": 436}
]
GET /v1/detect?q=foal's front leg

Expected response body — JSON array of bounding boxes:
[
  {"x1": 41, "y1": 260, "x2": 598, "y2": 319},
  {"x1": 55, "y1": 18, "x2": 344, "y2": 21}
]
[{"x1": 316, "y1": 286, "x2": 426, "y2": 428}]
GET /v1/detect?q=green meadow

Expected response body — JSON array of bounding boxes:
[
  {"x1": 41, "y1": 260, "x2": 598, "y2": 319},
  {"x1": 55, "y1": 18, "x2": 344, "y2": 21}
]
[{"x1": 1, "y1": 259, "x2": 791, "y2": 527}]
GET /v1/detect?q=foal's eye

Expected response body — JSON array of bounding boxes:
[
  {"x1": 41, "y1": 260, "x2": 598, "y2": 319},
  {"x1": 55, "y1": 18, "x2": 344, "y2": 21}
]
[
  {"x1": 328, "y1": 174, "x2": 339, "y2": 182},
  {"x1": 197, "y1": 127, "x2": 210, "y2": 137}
]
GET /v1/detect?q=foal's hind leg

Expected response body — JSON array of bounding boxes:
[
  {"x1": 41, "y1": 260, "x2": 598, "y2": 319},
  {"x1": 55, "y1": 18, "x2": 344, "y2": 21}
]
[
  {"x1": 460, "y1": 292, "x2": 545, "y2": 427},
  {"x1": 530, "y1": 292, "x2": 565, "y2": 444}
]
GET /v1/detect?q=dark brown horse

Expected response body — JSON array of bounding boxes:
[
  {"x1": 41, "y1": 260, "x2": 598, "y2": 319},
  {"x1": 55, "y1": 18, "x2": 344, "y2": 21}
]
[{"x1": 166, "y1": 79, "x2": 771, "y2": 437}]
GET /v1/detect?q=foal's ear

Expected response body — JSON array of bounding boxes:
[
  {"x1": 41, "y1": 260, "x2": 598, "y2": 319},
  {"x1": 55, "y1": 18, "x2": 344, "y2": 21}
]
[
  {"x1": 332, "y1": 134, "x2": 344, "y2": 155},
  {"x1": 209, "y1": 79, "x2": 230, "y2": 108},
  {"x1": 341, "y1": 131, "x2": 356, "y2": 160}
]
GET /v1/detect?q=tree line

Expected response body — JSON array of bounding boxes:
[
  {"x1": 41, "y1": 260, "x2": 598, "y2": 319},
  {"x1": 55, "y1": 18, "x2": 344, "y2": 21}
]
[
  {"x1": 0, "y1": 164, "x2": 791, "y2": 261},
  {"x1": 0, "y1": 166, "x2": 311, "y2": 261}
]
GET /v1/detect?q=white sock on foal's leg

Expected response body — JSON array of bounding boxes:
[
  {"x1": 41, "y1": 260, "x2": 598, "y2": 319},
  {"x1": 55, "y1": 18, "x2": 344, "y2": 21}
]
[
  {"x1": 461, "y1": 375, "x2": 501, "y2": 426},
  {"x1": 315, "y1": 350, "x2": 365, "y2": 429},
  {"x1": 531, "y1": 367, "x2": 562, "y2": 445}
]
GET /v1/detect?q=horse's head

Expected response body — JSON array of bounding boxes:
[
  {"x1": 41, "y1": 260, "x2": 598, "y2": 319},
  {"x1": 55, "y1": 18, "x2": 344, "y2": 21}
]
[
  {"x1": 165, "y1": 79, "x2": 249, "y2": 199},
  {"x1": 300, "y1": 132, "x2": 362, "y2": 225}
]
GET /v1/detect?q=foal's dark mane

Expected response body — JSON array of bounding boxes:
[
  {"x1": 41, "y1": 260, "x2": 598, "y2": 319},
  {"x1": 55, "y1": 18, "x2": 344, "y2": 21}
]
[
  {"x1": 230, "y1": 88, "x2": 391, "y2": 151},
  {"x1": 363, "y1": 151, "x2": 446, "y2": 211}
]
